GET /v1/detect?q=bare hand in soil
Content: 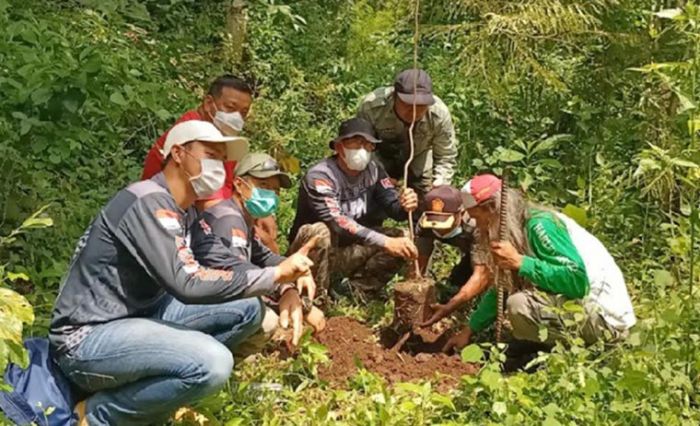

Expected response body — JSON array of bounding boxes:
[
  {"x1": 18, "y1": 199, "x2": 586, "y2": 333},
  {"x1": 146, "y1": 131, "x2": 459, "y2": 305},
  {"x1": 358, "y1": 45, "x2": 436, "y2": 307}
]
[
  {"x1": 399, "y1": 187, "x2": 418, "y2": 212},
  {"x1": 442, "y1": 327, "x2": 472, "y2": 354},
  {"x1": 419, "y1": 303, "x2": 453, "y2": 328},
  {"x1": 384, "y1": 237, "x2": 418, "y2": 259},
  {"x1": 279, "y1": 289, "x2": 304, "y2": 346},
  {"x1": 305, "y1": 306, "x2": 326, "y2": 333},
  {"x1": 296, "y1": 272, "x2": 316, "y2": 301},
  {"x1": 276, "y1": 237, "x2": 318, "y2": 283},
  {"x1": 490, "y1": 241, "x2": 523, "y2": 271}
]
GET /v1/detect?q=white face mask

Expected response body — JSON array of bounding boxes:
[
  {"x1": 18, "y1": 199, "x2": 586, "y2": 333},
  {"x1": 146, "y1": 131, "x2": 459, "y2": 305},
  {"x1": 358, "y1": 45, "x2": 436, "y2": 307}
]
[
  {"x1": 187, "y1": 158, "x2": 226, "y2": 199},
  {"x1": 342, "y1": 147, "x2": 371, "y2": 171},
  {"x1": 213, "y1": 110, "x2": 245, "y2": 135}
]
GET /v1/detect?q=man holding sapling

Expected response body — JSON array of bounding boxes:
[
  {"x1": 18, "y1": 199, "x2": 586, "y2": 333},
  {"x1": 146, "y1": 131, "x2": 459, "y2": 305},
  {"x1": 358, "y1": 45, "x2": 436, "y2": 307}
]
[{"x1": 421, "y1": 174, "x2": 636, "y2": 353}]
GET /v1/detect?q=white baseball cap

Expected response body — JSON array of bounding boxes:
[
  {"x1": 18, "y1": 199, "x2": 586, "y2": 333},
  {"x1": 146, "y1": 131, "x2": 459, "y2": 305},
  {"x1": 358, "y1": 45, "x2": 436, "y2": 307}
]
[{"x1": 161, "y1": 120, "x2": 250, "y2": 161}]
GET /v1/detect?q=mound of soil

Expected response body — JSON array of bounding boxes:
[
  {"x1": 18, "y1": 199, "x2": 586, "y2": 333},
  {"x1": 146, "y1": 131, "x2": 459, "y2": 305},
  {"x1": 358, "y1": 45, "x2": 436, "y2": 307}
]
[{"x1": 316, "y1": 317, "x2": 477, "y2": 391}]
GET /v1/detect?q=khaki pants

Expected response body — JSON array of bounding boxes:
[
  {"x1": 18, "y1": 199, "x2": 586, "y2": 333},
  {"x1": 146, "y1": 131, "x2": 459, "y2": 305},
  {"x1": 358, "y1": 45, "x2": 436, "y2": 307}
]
[
  {"x1": 506, "y1": 290, "x2": 627, "y2": 346},
  {"x1": 288, "y1": 222, "x2": 405, "y2": 301}
]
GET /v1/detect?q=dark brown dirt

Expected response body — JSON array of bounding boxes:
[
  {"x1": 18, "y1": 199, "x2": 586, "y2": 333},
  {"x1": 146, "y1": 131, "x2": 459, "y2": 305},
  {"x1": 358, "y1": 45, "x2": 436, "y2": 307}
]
[{"x1": 316, "y1": 316, "x2": 477, "y2": 391}]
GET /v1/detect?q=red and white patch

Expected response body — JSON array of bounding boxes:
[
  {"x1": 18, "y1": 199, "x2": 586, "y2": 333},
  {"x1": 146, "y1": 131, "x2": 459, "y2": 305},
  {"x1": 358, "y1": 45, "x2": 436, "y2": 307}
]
[
  {"x1": 175, "y1": 236, "x2": 200, "y2": 275},
  {"x1": 231, "y1": 229, "x2": 248, "y2": 248},
  {"x1": 380, "y1": 177, "x2": 394, "y2": 189},
  {"x1": 198, "y1": 219, "x2": 212, "y2": 235},
  {"x1": 155, "y1": 209, "x2": 182, "y2": 231},
  {"x1": 313, "y1": 178, "x2": 334, "y2": 195}
]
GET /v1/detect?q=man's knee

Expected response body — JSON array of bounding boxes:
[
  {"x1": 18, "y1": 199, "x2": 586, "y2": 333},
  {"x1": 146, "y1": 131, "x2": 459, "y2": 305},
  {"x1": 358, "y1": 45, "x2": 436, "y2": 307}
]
[
  {"x1": 302, "y1": 222, "x2": 331, "y2": 247},
  {"x1": 196, "y1": 339, "x2": 234, "y2": 391},
  {"x1": 506, "y1": 292, "x2": 532, "y2": 320}
]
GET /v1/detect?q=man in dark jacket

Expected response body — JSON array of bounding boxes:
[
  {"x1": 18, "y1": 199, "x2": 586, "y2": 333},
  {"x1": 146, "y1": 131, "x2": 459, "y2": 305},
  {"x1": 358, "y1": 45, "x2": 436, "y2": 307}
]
[{"x1": 288, "y1": 117, "x2": 418, "y2": 300}]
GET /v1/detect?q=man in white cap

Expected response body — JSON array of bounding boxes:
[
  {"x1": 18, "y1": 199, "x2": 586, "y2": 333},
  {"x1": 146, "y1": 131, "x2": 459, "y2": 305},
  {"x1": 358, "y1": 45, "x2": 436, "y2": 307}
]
[{"x1": 49, "y1": 121, "x2": 315, "y2": 425}]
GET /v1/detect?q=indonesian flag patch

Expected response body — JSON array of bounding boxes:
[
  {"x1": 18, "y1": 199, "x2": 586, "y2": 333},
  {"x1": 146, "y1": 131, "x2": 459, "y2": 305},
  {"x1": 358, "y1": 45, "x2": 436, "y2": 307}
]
[
  {"x1": 380, "y1": 177, "x2": 394, "y2": 189},
  {"x1": 231, "y1": 229, "x2": 248, "y2": 248},
  {"x1": 155, "y1": 209, "x2": 181, "y2": 231},
  {"x1": 313, "y1": 178, "x2": 334, "y2": 194}
]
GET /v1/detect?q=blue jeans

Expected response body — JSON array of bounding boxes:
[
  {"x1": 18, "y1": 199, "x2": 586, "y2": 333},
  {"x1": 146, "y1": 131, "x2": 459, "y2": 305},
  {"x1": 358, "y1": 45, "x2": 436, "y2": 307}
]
[{"x1": 55, "y1": 296, "x2": 263, "y2": 425}]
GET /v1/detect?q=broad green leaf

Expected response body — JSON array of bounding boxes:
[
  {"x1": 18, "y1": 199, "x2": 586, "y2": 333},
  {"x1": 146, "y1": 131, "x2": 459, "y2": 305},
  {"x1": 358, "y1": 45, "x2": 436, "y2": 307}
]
[
  {"x1": 460, "y1": 344, "x2": 484, "y2": 363},
  {"x1": 0, "y1": 288, "x2": 34, "y2": 325},
  {"x1": 6, "y1": 272, "x2": 29, "y2": 282},
  {"x1": 543, "y1": 416, "x2": 562, "y2": 426},
  {"x1": 675, "y1": 91, "x2": 697, "y2": 114},
  {"x1": 479, "y1": 369, "x2": 501, "y2": 390},
  {"x1": 562, "y1": 204, "x2": 588, "y2": 227},
  {"x1": 530, "y1": 134, "x2": 572, "y2": 156},
  {"x1": 109, "y1": 91, "x2": 128, "y2": 106},
  {"x1": 498, "y1": 148, "x2": 525, "y2": 163},
  {"x1": 430, "y1": 394, "x2": 456, "y2": 411},
  {"x1": 538, "y1": 326, "x2": 548, "y2": 343},
  {"x1": 492, "y1": 401, "x2": 506, "y2": 416},
  {"x1": 21, "y1": 216, "x2": 53, "y2": 229},
  {"x1": 653, "y1": 269, "x2": 674, "y2": 287}
]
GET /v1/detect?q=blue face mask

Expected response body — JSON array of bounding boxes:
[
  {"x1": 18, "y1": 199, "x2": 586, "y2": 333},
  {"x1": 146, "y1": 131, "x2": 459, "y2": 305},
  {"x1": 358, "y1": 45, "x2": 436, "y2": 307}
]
[
  {"x1": 241, "y1": 180, "x2": 279, "y2": 218},
  {"x1": 433, "y1": 223, "x2": 463, "y2": 240}
]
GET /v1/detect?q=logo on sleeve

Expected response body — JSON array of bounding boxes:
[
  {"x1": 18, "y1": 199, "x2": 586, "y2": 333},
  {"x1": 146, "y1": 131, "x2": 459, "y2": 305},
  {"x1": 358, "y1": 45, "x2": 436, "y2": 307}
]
[
  {"x1": 314, "y1": 178, "x2": 334, "y2": 195},
  {"x1": 198, "y1": 219, "x2": 212, "y2": 235},
  {"x1": 231, "y1": 229, "x2": 248, "y2": 248},
  {"x1": 155, "y1": 209, "x2": 182, "y2": 231},
  {"x1": 380, "y1": 177, "x2": 394, "y2": 189}
]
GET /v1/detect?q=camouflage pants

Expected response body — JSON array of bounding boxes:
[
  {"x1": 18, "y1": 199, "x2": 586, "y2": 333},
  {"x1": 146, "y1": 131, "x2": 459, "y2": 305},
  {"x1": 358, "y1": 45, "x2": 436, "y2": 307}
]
[
  {"x1": 506, "y1": 289, "x2": 627, "y2": 346},
  {"x1": 288, "y1": 222, "x2": 406, "y2": 301}
]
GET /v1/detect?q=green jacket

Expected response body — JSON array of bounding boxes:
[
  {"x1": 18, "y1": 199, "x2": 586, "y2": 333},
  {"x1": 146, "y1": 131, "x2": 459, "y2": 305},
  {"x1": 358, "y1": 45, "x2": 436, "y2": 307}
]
[
  {"x1": 357, "y1": 87, "x2": 458, "y2": 193},
  {"x1": 469, "y1": 210, "x2": 589, "y2": 332}
]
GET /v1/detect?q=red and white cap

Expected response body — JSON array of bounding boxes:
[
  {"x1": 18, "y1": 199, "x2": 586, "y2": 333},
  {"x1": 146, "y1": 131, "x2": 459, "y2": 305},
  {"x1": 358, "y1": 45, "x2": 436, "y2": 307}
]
[{"x1": 460, "y1": 174, "x2": 502, "y2": 208}]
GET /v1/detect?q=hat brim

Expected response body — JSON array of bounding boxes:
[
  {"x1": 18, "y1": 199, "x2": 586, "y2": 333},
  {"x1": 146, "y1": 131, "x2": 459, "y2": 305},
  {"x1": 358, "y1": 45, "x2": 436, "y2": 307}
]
[
  {"x1": 221, "y1": 137, "x2": 249, "y2": 162},
  {"x1": 329, "y1": 132, "x2": 382, "y2": 149},
  {"x1": 419, "y1": 212, "x2": 455, "y2": 230},
  {"x1": 396, "y1": 91, "x2": 435, "y2": 106},
  {"x1": 246, "y1": 170, "x2": 293, "y2": 189}
]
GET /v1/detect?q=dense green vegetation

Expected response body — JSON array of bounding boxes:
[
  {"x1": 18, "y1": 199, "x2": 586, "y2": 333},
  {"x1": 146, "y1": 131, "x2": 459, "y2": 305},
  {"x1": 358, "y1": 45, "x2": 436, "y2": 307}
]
[{"x1": 1, "y1": 0, "x2": 699, "y2": 424}]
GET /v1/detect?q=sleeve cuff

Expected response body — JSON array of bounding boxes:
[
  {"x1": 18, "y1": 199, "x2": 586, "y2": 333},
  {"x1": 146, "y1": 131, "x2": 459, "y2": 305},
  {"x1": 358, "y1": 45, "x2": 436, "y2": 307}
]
[
  {"x1": 367, "y1": 230, "x2": 387, "y2": 248},
  {"x1": 518, "y1": 256, "x2": 536, "y2": 280},
  {"x1": 242, "y1": 266, "x2": 278, "y2": 297}
]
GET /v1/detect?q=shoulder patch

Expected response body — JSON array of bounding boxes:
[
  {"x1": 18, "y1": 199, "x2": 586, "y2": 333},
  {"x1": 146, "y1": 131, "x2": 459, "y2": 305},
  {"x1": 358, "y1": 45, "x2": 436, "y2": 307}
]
[
  {"x1": 380, "y1": 177, "x2": 394, "y2": 189},
  {"x1": 313, "y1": 178, "x2": 335, "y2": 194},
  {"x1": 155, "y1": 209, "x2": 182, "y2": 231},
  {"x1": 231, "y1": 229, "x2": 248, "y2": 248},
  {"x1": 198, "y1": 219, "x2": 212, "y2": 235}
]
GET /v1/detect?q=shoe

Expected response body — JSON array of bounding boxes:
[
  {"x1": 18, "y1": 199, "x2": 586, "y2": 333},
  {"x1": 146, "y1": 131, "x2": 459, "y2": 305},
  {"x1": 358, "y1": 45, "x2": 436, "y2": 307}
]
[{"x1": 74, "y1": 400, "x2": 88, "y2": 426}]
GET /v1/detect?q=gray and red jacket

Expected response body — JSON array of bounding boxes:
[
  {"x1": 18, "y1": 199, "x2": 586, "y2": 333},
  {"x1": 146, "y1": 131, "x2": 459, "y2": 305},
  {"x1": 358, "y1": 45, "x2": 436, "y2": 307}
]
[
  {"x1": 288, "y1": 157, "x2": 407, "y2": 247},
  {"x1": 189, "y1": 198, "x2": 285, "y2": 297},
  {"x1": 49, "y1": 173, "x2": 270, "y2": 354}
]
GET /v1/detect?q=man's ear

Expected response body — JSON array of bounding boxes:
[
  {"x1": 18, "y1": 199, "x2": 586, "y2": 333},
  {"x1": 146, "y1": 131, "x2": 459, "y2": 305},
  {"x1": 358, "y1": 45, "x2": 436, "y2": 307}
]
[{"x1": 169, "y1": 145, "x2": 185, "y2": 167}]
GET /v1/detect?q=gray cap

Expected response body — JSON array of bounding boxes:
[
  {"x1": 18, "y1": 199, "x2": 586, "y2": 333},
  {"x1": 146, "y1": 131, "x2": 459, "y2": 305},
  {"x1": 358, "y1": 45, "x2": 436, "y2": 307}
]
[
  {"x1": 235, "y1": 153, "x2": 292, "y2": 189},
  {"x1": 394, "y1": 69, "x2": 435, "y2": 106},
  {"x1": 329, "y1": 117, "x2": 381, "y2": 149}
]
